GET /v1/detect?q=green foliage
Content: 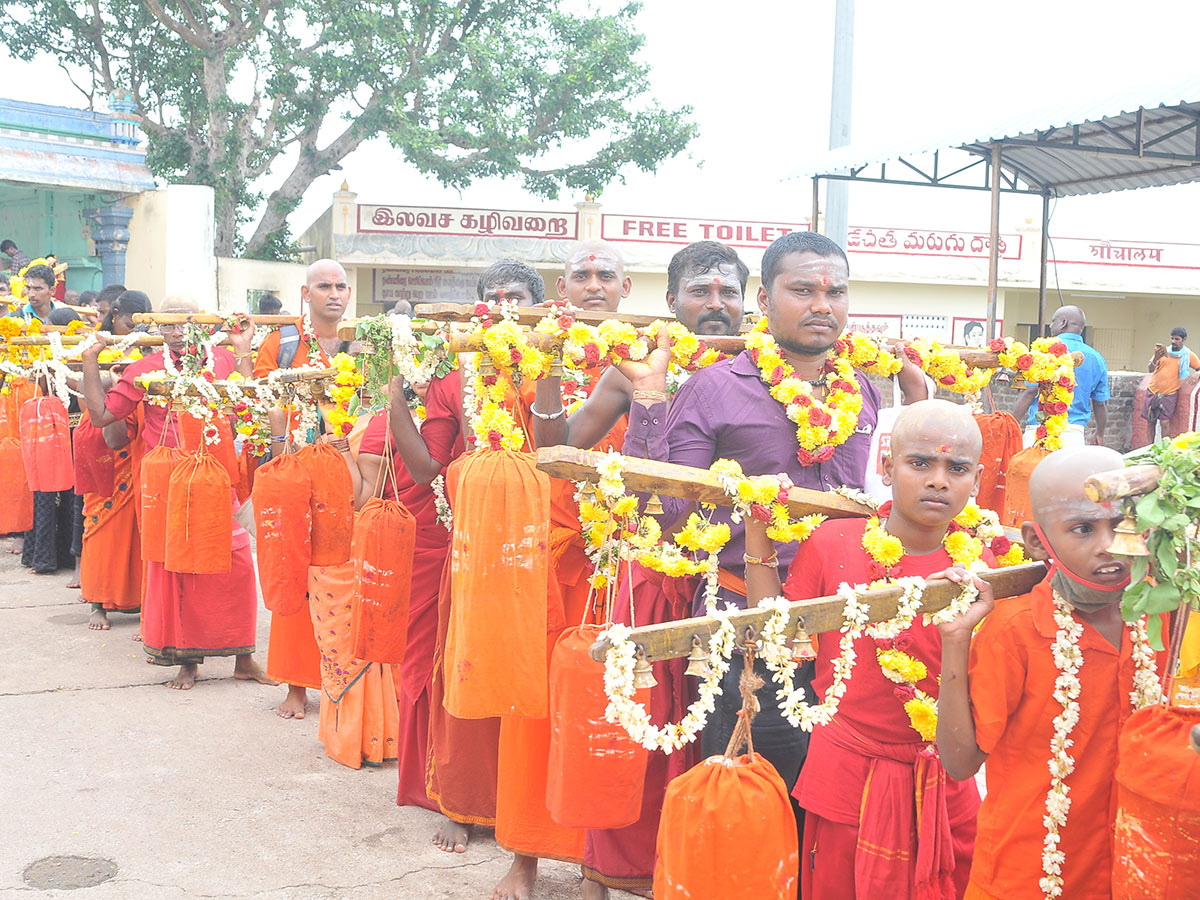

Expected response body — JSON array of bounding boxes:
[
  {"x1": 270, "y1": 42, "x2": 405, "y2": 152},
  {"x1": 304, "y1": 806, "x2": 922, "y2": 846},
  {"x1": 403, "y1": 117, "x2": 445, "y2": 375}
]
[
  {"x1": 1122, "y1": 432, "x2": 1200, "y2": 646},
  {"x1": 4, "y1": 0, "x2": 695, "y2": 258}
]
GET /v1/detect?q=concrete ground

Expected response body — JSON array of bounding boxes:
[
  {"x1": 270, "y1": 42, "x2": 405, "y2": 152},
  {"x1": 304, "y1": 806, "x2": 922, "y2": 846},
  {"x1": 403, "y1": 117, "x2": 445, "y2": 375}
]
[{"x1": 0, "y1": 537, "x2": 626, "y2": 900}]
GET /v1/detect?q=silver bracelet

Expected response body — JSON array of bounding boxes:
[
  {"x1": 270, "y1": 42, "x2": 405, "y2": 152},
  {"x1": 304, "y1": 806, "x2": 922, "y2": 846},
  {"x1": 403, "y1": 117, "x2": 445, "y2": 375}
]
[{"x1": 530, "y1": 403, "x2": 565, "y2": 421}]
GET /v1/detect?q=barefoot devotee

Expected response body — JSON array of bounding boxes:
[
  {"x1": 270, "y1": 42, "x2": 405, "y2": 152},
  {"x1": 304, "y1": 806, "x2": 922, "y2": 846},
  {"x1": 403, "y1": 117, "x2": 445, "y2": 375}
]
[
  {"x1": 488, "y1": 240, "x2": 636, "y2": 900},
  {"x1": 386, "y1": 260, "x2": 541, "y2": 862},
  {"x1": 937, "y1": 445, "x2": 1169, "y2": 900},
  {"x1": 748, "y1": 399, "x2": 989, "y2": 899},
  {"x1": 532, "y1": 240, "x2": 750, "y2": 899},
  {"x1": 256, "y1": 258, "x2": 354, "y2": 720},
  {"x1": 79, "y1": 296, "x2": 273, "y2": 691},
  {"x1": 77, "y1": 290, "x2": 152, "y2": 632}
]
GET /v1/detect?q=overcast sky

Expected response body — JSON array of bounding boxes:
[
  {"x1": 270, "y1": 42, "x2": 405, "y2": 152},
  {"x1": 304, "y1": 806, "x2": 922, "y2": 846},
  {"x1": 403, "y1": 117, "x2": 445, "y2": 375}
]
[{"x1": 5, "y1": 0, "x2": 1200, "y2": 243}]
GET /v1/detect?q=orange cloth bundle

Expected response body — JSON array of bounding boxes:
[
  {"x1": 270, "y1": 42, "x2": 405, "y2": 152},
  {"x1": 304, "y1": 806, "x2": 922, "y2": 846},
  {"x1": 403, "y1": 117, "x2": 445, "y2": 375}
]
[
  {"x1": 251, "y1": 453, "x2": 312, "y2": 615},
  {"x1": 546, "y1": 623, "x2": 649, "y2": 828},
  {"x1": 1113, "y1": 704, "x2": 1200, "y2": 900},
  {"x1": 350, "y1": 497, "x2": 416, "y2": 664},
  {"x1": 164, "y1": 451, "x2": 232, "y2": 574},
  {"x1": 139, "y1": 445, "x2": 184, "y2": 563},
  {"x1": 1001, "y1": 445, "x2": 1051, "y2": 528},
  {"x1": 973, "y1": 411, "x2": 1023, "y2": 516},
  {"x1": 19, "y1": 396, "x2": 73, "y2": 492},
  {"x1": 0, "y1": 436, "x2": 34, "y2": 533},
  {"x1": 1, "y1": 377, "x2": 37, "y2": 439},
  {"x1": 444, "y1": 449, "x2": 550, "y2": 719},
  {"x1": 654, "y1": 752, "x2": 800, "y2": 899},
  {"x1": 178, "y1": 412, "x2": 240, "y2": 485},
  {"x1": 73, "y1": 415, "x2": 115, "y2": 497},
  {"x1": 295, "y1": 443, "x2": 354, "y2": 566}
]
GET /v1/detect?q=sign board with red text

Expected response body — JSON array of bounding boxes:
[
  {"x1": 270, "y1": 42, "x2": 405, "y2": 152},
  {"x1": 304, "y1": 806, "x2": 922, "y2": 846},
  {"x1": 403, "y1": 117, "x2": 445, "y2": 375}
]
[
  {"x1": 601, "y1": 214, "x2": 810, "y2": 249},
  {"x1": 358, "y1": 205, "x2": 578, "y2": 241},
  {"x1": 847, "y1": 227, "x2": 1022, "y2": 260}
]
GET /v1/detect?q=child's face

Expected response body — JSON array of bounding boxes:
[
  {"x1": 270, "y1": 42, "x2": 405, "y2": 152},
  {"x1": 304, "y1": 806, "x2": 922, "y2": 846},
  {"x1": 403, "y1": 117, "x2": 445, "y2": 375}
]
[
  {"x1": 883, "y1": 431, "x2": 982, "y2": 529},
  {"x1": 1024, "y1": 499, "x2": 1131, "y2": 600}
]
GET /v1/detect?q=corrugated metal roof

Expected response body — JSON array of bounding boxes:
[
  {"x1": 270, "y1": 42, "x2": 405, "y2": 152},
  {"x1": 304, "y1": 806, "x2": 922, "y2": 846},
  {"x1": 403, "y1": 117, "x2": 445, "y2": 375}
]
[{"x1": 796, "y1": 76, "x2": 1200, "y2": 196}]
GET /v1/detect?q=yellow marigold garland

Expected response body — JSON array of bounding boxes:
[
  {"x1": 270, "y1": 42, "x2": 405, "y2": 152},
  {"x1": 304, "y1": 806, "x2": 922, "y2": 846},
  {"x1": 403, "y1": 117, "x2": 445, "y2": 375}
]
[
  {"x1": 994, "y1": 337, "x2": 1076, "y2": 451},
  {"x1": 325, "y1": 352, "x2": 364, "y2": 437}
]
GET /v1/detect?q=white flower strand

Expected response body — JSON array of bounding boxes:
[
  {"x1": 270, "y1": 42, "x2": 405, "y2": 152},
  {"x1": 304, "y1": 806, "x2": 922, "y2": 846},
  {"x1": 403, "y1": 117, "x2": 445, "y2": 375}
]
[
  {"x1": 601, "y1": 607, "x2": 737, "y2": 753},
  {"x1": 1039, "y1": 592, "x2": 1163, "y2": 899},
  {"x1": 431, "y1": 474, "x2": 453, "y2": 531},
  {"x1": 757, "y1": 584, "x2": 871, "y2": 731}
]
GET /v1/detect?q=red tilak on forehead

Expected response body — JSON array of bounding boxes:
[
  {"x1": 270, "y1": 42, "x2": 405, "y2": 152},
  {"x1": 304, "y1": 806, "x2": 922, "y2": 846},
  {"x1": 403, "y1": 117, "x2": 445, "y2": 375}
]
[
  {"x1": 936, "y1": 444, "x2": 952, "y2": 454},
  {"x1": 589, "y1": 254, "x2": 596, "y2": 262},
  {"x1": 713, "y1": 275, "x2": 722, "y2": 285},
  {"x1": 820, "y1": 275, "x2": 829, "y2": 286}
]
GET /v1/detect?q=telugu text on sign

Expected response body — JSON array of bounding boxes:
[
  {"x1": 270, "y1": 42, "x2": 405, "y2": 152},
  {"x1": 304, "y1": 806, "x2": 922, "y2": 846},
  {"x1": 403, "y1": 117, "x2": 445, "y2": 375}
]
[
  {"x1": 358, "y1": 205, "x2": 578, "y2": 240},
  {"x1": 847, "y1": 227, "x2": 1022, "y2": 260}
]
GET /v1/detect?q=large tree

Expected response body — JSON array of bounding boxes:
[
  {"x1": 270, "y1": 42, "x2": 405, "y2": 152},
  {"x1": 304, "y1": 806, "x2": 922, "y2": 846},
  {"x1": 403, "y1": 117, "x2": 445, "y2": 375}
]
[{"x1": 4, "y1": 0, "x2": 695, "y2": 258}]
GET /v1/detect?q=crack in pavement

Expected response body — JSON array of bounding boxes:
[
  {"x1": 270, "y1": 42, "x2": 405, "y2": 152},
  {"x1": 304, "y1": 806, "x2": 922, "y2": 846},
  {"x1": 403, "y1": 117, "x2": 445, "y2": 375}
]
[
  {"x1": 0, "y1": 675, "x2": 269, "y2": 698},
  {"x1": 115, "y1": 857, "x2": 499, "y2": 898}
]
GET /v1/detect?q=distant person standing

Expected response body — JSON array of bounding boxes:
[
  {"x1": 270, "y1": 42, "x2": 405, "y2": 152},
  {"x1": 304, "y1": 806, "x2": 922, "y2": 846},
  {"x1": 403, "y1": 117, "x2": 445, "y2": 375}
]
[
  {"x1": 1, "y1": 239, "x2": 31, "y2": 274},
  {"x1": 1014, "y1": 306, "x2": 1108, "y2": 447},
  {"x1": 257, "y1": 293, "x2": 283, "y2": 315},
  {"x1": 1144, "y1": 326, "x2": 1200, "y2": 439}
]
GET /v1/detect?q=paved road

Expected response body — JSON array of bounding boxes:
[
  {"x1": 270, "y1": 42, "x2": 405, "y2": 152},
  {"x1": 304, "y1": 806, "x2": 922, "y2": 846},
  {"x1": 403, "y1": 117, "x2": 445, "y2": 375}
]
[{"x1": 0, "y1": 537, "x2": 611, "y2": 899}]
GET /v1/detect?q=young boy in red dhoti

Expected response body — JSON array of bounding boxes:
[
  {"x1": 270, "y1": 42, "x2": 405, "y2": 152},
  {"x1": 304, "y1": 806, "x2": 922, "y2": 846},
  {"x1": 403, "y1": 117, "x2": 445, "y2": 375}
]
[
  {"x1": 746, "y1": 399, "x2": 990, "y2": 899},
  {"x1": 937, "y1": 445, "x2": 1168, "y2": 900}
]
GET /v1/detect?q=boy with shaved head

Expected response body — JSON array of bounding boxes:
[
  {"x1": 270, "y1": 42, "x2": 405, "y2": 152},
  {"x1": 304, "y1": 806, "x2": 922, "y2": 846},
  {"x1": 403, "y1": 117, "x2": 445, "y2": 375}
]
[
  {"x1": 747, "y1": 399, "x2": 989, "y2": 899},
  {"x1": 938, "y1": 446, "x2": 1168, "y2": 900}
]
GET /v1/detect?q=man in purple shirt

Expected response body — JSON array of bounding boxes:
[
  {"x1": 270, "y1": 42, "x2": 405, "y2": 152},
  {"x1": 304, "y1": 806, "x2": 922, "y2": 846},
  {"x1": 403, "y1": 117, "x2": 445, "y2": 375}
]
[{"x1": 620, "y1": 230, "x2": 918, "y2": 802}]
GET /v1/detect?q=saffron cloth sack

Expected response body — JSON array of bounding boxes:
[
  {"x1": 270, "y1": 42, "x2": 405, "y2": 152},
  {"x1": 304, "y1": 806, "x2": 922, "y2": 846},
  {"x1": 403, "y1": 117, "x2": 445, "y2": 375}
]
[
  {"x1": 164, "y1": 450, "x2": 232, "y2": 574},
  {"x1": 443, "y1": 448, "x2": 550, "y2": 719},
  {"x1": 251, "y1": 452, "x2": 312, "y2": 615}
]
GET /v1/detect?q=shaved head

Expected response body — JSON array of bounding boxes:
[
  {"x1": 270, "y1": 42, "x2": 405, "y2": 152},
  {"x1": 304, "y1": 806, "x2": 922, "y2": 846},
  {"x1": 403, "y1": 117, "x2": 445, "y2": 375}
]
[
  {"x1": 563, "y1": 239, "x2": 624, "y2": 274},
  {"x1": 1050, "y1": 305, "x2": 1086, "y2": 336},
  {"x1": 307, "y1": 258, "x2": 346, "y2": 284},
  {"x1": 161, "y1": 294, "x2": 200, "y2": 314},
  {"x1": 557, "y1": 239, "x2": 630, "y2": 311},
  {"x1": 1029, "y1": 445, "x2": 1124, "y2": 522},
  {"x1": 891, "y1": 399, "x2": 982, "y2": 462}
]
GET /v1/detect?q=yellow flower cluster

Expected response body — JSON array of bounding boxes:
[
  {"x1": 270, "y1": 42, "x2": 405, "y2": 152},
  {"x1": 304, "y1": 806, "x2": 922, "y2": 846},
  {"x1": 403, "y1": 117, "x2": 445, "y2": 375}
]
[
  {"x1": 645, "y1": 320, "x2": 725, "y2": 371},
  {"x1": 746, "y1": 328, "x2": 863, "y2": 465},
  {"x1": 877, "y1": 648, "x2": 929, "y2": 685},
  {"x1": 904, "y1": 691, "x2": 939, "y2": 742},
  {"x1": 97, "y1": 346, "x2": 143, "y2": 364},
  {"x1": 862, "y1": 516, "x2": 904, "y2": 568},
  {"x1": 480, "y1": 320, "x2": 553, "y2": 382},
  {"x1": 903, "y1": 337, "x2": 993, "y2": 394},
  {"x1": 842, "y1": 332, "x2": 903, "y2": 376},
  {"x1": 325, "y1": 352, "x2": 364, "y2": 438},
  {"x1": 710, "y1": 458, "x2": 826, "y2": 543},
  {"x1": 995, "y1": 543, "x2": 1027, "y2": 568},
  {"x1": 996, "y1": 337, "x2": 1076, "y2": 451},
  {"x1": 675, "y1": 513, "x2": 731, "y2": 554},
  {"x1": 470, "y1": 370, "x2": 526, "y2": 452},
  {"x1": 945, "y1": 529, "x2": 984, "y2": 568},
  {"x1": 596, "y1": 320, "x2": 646, "y2": 364}
]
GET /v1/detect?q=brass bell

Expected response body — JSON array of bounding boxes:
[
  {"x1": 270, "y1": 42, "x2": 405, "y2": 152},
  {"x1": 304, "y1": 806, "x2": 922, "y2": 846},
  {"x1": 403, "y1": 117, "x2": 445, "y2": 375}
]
[
  {"x1": 791, "y1": 620, "x2": 817, "y2": 661},
  {"x1": 548, "y1": 347, "x2": 565, "y2": 379},
  {"x1": 1108, "y1": 513, "x2": 1150, "y2": 557},
  {"x1": 632, "y1": 648, "x2": 658, "y2": 689},
  {"x1": 684, "y1": 635, "x2": 713, "y2": 678},
  {"x1": 644, "y1": 492, "x2": 665, "y2": 516}
]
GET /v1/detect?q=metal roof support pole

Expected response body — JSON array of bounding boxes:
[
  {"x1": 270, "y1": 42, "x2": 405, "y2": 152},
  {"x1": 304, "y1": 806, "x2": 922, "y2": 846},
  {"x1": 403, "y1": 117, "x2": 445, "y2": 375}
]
[
  {"x1": 811, "y1": 176, "x2": 820, "y2": 233},
  {"x1": 986, "y1": 143, "x2": 1002, "y2": 342},
  {"x1": 1037, "y1": 188, "x2": 1051, "y2": 337}
]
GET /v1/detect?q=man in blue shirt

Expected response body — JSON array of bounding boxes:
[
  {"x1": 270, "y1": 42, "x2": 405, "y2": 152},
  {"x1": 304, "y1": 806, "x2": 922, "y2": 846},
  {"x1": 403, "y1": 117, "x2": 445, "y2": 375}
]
[
  {"x1": 1014, "y1": 305, "x2": 1108, "y2": 446},
  {"x1": 10, "y1": 263, "x2": 58, "y2": 322}
]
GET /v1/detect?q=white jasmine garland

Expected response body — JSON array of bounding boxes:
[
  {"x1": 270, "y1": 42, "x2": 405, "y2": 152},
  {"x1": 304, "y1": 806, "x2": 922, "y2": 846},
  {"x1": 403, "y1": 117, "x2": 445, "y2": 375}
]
[
  {"x1": 864, "y1": 576, "x2": 928, "y2": 639},
  {"x1": 757, "y1": 584, "x2": 871, "y2": 731},
  {"x1": 1039, "y1": 591, "x2": 1163, "y2": 899},
  {"x1": 431, "y1": 474, "x2": 452, "y2": 531},
  {"x1": 601, "y1": 606, "x2": 738, "y2": 753}
]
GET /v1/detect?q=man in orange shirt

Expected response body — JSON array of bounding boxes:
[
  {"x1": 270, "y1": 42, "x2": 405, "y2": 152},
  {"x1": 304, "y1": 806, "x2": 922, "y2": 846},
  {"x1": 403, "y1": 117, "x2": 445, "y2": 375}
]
[
  {"x1": 937, "y1": 446, "x2": 1167, "y2": 900},
  {"x1": 256, "y1": 258, "x2": 353, "y2": 719},
  {"x1": 1143, "y1": 326, "x2": 1200, "y2": 439}
]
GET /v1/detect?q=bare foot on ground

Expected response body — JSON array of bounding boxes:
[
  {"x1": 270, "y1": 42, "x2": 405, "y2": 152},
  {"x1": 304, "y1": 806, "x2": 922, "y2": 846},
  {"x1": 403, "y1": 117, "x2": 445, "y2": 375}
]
[
  {"x1": 275, "y1": 683, "x2": 309, "y2": 719},
  {"x1": 7, "y1": 538, "x2": 22, "y2": 555},
  {"x1": 492, "y1": 854, "x2": 537, "y2": 900},
  {"x1": 168, "y1": 661, "x2": 198, "y2": 690},
  {"x1": 234, "y1": 654, "x2": 278, "y2": 685},
  {"x1": 67, "y1": 559, "x2": 81, "y2": 589},
  {"x1": 88, "y1": 609, "x2": 110, "y2": 631},
  {"x1": 582, "y1": 878, "x2": 608, "y2": 900},
  {"x1": 432, "y1": 818, "x2": 472, "y2": 853}
]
